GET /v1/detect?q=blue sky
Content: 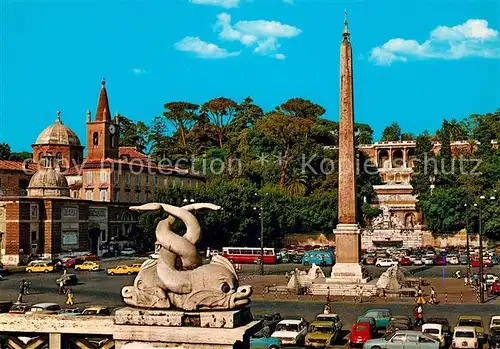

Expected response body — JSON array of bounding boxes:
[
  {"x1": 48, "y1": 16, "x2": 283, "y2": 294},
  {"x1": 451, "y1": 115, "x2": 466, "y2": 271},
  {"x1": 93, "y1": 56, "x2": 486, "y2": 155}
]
[{"x1": 1, "y1": 0, "x2": 499, "y2": 152}]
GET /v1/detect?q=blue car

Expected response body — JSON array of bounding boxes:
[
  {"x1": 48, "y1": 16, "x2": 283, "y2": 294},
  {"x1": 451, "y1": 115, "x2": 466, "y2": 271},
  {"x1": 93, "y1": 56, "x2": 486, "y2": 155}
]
[
  {"x1": 357, "y1": 309, "x2": 392, "y2": 329},
  {"x1": 250, "y1": 326, "x2": 281, "y2": 349},
  {"x1": 301, "y1": 251, "x2": 335, "y2": 266}
]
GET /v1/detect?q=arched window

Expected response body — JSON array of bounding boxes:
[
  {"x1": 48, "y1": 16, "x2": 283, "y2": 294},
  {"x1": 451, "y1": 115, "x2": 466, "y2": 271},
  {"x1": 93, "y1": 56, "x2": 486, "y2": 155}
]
[
  {"x1": 55, "y1": 152, "x2": 62, "y2": 165},
  {"x1": 93, "y1": 132, "x2": 99, "y2": 146}
]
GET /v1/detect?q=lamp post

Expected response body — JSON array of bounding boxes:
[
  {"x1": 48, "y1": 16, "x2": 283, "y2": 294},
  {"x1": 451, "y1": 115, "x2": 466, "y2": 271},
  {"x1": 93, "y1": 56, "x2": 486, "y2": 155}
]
[
  {"x1": 464, "y1": 203, "x2": 471, "y2": 278},
  {"x1": 474, "y1": 192, "x2": 496, "y2": 303},
  {"x1": 254, "y1": 192, "x2": 267, "y2": 275}
]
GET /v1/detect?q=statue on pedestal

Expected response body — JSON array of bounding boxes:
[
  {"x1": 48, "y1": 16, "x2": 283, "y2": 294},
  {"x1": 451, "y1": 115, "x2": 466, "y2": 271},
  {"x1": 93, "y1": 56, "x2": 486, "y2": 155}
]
[{"x1": 121, "y1": 203, "x2": 253, "y2": 311}]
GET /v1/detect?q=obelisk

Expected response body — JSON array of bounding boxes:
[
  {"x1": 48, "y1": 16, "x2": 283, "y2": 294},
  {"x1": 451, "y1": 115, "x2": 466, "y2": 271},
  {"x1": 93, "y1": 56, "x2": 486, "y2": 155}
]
[{"x1": 330, "y1": 11, "x2": 366, "y2": 283}]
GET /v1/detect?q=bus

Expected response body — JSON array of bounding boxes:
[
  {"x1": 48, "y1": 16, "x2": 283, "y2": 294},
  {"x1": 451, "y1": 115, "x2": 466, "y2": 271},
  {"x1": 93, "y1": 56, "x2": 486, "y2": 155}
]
[{"x1": 222, "y1": 247, "x2": 277, "y2": 264}]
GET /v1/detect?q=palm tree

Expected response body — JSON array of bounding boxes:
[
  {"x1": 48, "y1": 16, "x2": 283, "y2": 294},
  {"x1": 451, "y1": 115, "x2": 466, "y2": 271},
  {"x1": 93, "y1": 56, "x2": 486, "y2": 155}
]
[{"x1": 286, "y1": 167, "x2": 308, "y2": 196}]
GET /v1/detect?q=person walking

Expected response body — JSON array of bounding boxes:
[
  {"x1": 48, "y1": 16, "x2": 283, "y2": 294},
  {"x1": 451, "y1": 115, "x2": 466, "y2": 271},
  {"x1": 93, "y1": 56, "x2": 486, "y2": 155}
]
[
  {"x1": 17, "y1": 280, "x2": 25, "y2": 303},
  {"x1": 455, "y1": 270, "x2": 461, "y2": 279},
  {"x1": 473, "y1": 272, "x2": 479, "y2": 287},
  {"x1": 58, "y1": 280, "x2": 65, "y2": 295},
  {"x1": 414, "y1": 304, "x2": 424, "y2": 327},
  {"x1": 429, "y1": 287, "x2": 437, "y2": 304},
  {"x1": 65, "y1": 288, "x2": 74, "y2": 306},
  {"x1": 323, "y1": 302, "x2": 332, "y2": 314},
  {"x1": 416, "y1": 286, "x2": 426, "y2": 304},
  {"x1": 24, "y1": 280, "x2": 31, "y2": 294}
]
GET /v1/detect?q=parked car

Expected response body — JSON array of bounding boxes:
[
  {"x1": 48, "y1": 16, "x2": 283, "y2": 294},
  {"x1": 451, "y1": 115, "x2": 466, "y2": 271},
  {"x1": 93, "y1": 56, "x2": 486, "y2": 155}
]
[
  {"x1": 422, "y1": 323, "x2": 446, "y2": 347},
  {"x1": 426, "y1": 317, "x2": 452, "y2": 339},
  {"x1": 250, "y1": 325, "x2": 281, "y2": 349},
  {"x1": 315, "y1": 313, "x2": 342, "y2": 332},
  {"x1": 58, "y1": 308, "x2": 82, "y2": 316},
  {"x1": 75, "y1": 261, "x2": 100, "y2": 271},
  {"x1": 363, "y1": 330, "x2": 439, "y2": 349},
  {"x1": 81, "y1": 306, "x2": 111, "y2": 316},
  {"x1": 471, "y1": 258, "x2": 493, "y2": 267},
  {"x1": 349, "y1": 322, "x2": 373, "y2": 348},
  {"x1": 456, "y1": 316, "x2": 484, "y2": 340},
  {"x1": 413, "y1": 259, "x2": 423, "y2": 266},
  {"x1": 25, "y1": 302, "x2": 61, "y2": 315},
  {"x1": 301, "y1": 251, "x2": 335, "y2": 266},
  {"x1": 271, "y1": 319, "x2": 308, "y2": 346},
  {"x1": 399, "y1": 257, "x2": 412, "y2": 266},
  {"x1": 452, "y1": 326, "x2": 478, "y2": 349},
  {"x1": 357, "y1": 317, "x2": 377, "y2": 336},
  {"x1": 386, "y1": 316, "x2": 413, "y2": 336},
  {"x1": 120, "y1": 248, "x2": 137, "y2": 256},
  {"x1": 304, "y1": 321, "x2": 338, "y2": 348},
  {"x1": 8, "y1": 303, "x2": 31, "y2": 314},
  {"x1": 357, "y1": 309, "x2": 392, "y2": 329},
  {"x1": 490, "y1": 315, "x2": 500, "y2": 329},
  {"x1": 489, "y1": 327, "x2": 500, "y2": 349},
  {"x1": 0, "y1": 301, "x2": 12, "y2": 313},
  {"x1": 424, "y1": 257, "x2": 435, "y2": 266},
  {"x1": 107, "y1": 265, "x2": 135, "y2": 275},
  {"x1": 491, "y1": 282, "x2": 500, "y2": 295},
  {"x1": 254, "y1": 313, "x2": 283, "y2": 333},
  {"x1": 448, "y1": 256, "x2": 460, "y2": 265},
  {"x1": 485, "y1": 274, "x2": 499, "y2": 286},
  {"x1": 56, "y1": 274, "x2": 78, "y2": 286},
  {"x1": 435, "y1": 256, "x2": 446, "y2": 266},
  {"x1": 375, "y1": 259, "x2": 397, "y2": 268},
  {"x1": 26, "y1": 262, "x2": 54, "y2": 273}
]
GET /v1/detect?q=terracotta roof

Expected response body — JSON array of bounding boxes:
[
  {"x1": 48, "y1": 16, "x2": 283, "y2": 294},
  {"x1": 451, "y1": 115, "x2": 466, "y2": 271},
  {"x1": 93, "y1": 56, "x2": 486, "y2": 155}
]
[
  {"x1": 95, "y1": 79, "x2": 111, "y2": 122},
  {"x1": 119, "y1": 146, "x2": 149, "y2": 159},
  {"x1": 0, "y1": 160, "x2": 37, "y2": 172}
]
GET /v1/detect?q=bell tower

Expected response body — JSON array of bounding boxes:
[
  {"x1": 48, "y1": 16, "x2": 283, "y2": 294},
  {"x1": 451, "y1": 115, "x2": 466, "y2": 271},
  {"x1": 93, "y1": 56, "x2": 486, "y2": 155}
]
[{"x1": 86, "y1": 79, "x2": 120, "y2": 160}]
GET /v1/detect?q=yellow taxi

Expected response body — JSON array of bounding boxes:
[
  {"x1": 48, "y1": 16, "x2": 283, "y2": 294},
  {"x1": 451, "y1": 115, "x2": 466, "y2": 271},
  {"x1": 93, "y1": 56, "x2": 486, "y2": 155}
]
[
  {"x1": 75, "y1": 261, "x2": 100, "y2": 271},
  {"x1": 26, "y1": 262, "x2": 54, "y2": 273},
  {"x1": 107, "y1": 265, "x2": 134, "y2": 275},
  {"x1": 130, "y1": 264, "x2": 142, "y2": 273}
]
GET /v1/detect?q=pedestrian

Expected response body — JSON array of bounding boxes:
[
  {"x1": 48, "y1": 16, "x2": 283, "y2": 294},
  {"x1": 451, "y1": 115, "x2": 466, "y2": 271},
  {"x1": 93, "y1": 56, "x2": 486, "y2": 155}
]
[
  {"x1": 473, "y1": 272, "x2": 479, "y2": 287},
  {"x1": 63, "y1": 268, "x2": 67, "y2": 275},
  {"x1": 455, "y1": 270, "x2": 461, "y2": 279},
  {"x1": 58, "y1": 280, "x2": 65, "y2": 295},
  {"x1": 416, "y1": 286, "x2": 426, "y2": 304},
  {"x1": 429, "y1": 287, "x2": 437, "y2": 304},
  {"x1": 65, "y1": 288, "x2": 74, "y2": 306},
  {"x1": 24, "y1": 280, "x2": 31, "y2": 294},
  {"x1": 414, "y1": 304, "x2": 424, "y2": 326},
  {"x1": 18, "y1": 279, "x2": 26, "y2": 295},
  {"x1": 323, "y1": 302, "x2": 331, "y2": 314}
]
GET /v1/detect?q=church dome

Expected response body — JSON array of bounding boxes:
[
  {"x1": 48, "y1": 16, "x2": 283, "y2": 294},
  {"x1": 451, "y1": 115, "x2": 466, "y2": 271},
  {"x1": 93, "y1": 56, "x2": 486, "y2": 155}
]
[
  {"x1": 27, "y1": 159, "x2": 70, "y2": 198},
  {"x1": 34, "y1": 112, "x2": 81, "y2": 146}
]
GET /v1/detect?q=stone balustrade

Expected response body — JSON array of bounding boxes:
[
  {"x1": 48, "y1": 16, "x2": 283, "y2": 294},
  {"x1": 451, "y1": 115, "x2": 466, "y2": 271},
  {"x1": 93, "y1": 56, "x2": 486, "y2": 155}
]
[{"x1": 0, "y1": 311, "x2": 260, "y2": 349}]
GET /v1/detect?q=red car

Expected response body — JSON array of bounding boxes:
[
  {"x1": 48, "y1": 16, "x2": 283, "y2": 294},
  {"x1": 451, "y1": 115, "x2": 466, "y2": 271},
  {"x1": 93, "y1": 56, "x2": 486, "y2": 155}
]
[
  {"x1": 349, "y1": 322, "x2": 373, "y2": 347},
  {"x1": 471, "y1": 258, "x2": 493, "y2": 267},
  {"x1": 435, "y1": 256, "x2": 446, "y2": 265},
  {"x1": 399, "y1": 257, "x2": 412, "y2": 266},
  {"x1": 63, "y1": 258, "x2": 83, "y2": 268},
  {"x1": 491, "y1": 281, "x2": 500, "y2": 295}
]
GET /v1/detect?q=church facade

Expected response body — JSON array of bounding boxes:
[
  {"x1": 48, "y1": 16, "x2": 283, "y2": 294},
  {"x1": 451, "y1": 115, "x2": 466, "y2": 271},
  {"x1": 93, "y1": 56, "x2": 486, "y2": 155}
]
[{"x1": 0, "y1": 80, "x2": 204, "y2": 265}]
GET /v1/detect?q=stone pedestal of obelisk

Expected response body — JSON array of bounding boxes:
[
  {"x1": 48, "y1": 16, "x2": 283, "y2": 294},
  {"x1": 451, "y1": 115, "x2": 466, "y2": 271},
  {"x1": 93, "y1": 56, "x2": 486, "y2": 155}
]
[{"x1": 329, "y1": 13, "x2": 368, "y2": 284}]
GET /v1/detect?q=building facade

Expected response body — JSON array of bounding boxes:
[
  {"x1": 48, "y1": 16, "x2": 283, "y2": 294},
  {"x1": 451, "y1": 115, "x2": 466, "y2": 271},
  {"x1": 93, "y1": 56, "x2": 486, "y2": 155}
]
[{"x1": 0, "y1": 80, "x2": 204, "y2": 264}]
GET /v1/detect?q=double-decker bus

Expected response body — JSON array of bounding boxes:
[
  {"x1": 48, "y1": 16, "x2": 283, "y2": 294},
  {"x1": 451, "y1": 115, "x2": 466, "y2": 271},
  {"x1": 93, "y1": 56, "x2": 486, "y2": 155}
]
[{"x1": 222, "y1": 247, "x2": 276, "y2": 264}]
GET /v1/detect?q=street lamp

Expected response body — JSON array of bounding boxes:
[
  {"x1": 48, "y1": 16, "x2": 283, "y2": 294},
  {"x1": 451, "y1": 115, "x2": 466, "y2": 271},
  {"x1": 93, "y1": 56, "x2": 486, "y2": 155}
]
[
  {"x1": 464, "y1": 203, "x2": 471, "y2": 278},
  {"x1": 474, "y1": 192, "x2": 496, "y2": 303}
]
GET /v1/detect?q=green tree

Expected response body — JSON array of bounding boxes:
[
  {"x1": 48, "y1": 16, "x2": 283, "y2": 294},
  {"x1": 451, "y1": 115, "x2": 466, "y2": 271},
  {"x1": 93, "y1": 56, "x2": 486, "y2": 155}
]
[
  {"x1": 411, "y1": 131, "x2": 436, "y2": 199},
  {"x1": 119, "y1": 116, "x2": 148, "y2": 152},
  {"x1": 148, "y1": 116, "x2": 168, "y2": 158},
  {"x1": 163, "y1": 102, "x2": 199, "y2": 147},
  {"x1": 0, "y1": 143, "x2": 11, "y2": 160},
  {"x1": 9, "y1": 151, "x2": 32, "y2": 161},
  {"x1": 381, "y1": 121, "x2": 402, "y2": 142},
  {"x1": 401, "y1": 133, "x2": 415, "y2": 141},
  {"x1": 201, "y1": 98, "x2": 238, "y2": 148},
  {"x1": 276, "y1": 98, "x2": 326, "y2": 119},
  {"x1": 256, "y1": 110, "x2": 314, "y2": 187}
]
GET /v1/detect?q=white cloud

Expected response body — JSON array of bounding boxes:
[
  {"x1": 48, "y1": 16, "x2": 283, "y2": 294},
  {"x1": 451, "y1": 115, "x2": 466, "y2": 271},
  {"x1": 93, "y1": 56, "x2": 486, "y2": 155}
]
[
  {"x1": 275, "y1": 53, "x2": 286, "y2": 60},
  {"x1": 189, "y1": 0, "x2": 239, "y2": 9},
  {"x1": 174, "y1": 37, "x2": 240, "y2": 59},
  {"x1": 214, "y1": 12, "x2": 300, "y2": 59},
  {"x1": 370, "y1": 18, "x2": 500, "y2": 66},
  {"x1": 133, "y1": 68, "x2": 146, "y2": 74}
]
